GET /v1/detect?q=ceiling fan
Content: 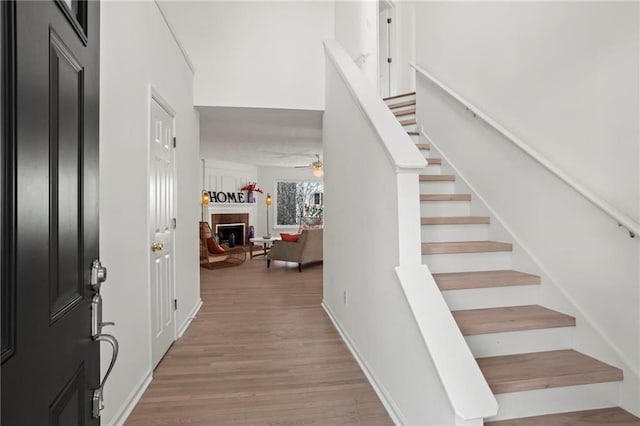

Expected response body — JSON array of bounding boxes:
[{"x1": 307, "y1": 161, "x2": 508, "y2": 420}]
[{"x1": 295, "y1": 154, "x2": 324, "y2": 177}]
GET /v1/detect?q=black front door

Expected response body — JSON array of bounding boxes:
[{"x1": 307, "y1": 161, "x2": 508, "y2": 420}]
[{"x1": 2, "y1": 0, "x2": 101, "y2": 424}]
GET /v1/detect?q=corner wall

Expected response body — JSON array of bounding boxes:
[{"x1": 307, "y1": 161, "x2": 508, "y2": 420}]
[{"x1": 100, "y1": 1, "x2": 201, "y2": 423}]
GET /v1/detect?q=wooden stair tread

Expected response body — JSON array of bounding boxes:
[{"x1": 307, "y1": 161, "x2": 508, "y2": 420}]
[
  {"x1": 452, "y1": 305, "x2": 575, "y2": 336},
  {"x1": 387, "y1": 99, "x2": 416, "y2": 110},
  {"x1": 416, "y1": 143, "x2": 430, "y2": 150},
  {"x1": 426, "y1": 158, "x2": 442, "y2": 165},
  {"x1": 420, "y1": 194, "x2": 471, "y2": 201},
  {"x1": 393, "y1": 107, "x2": 416, "y2": 117},
  {"x1": 422, "y1": 216, "x2": 489, "y2": 225},
  {"x1": 407, "y1": 131, "x2": 420, "y2": 136},
  {"x1": 434, "y1": 270, "x2": 540, "y2": 290},
  {"x1": 400, "y1": 118, "x2": 417, "y2": 126},
  {"x1": 420, "y1": 174, "x2": 455, "y2": 182},
  {"x1": 422, "y1": 241, "x2": 512, "y2": 255},
  {"x1": 477, "y1": 349, "x2": 624, "y2": 394},
  {"x1": 383, "y1": 91, "x2": 415, "y2": 101},
  {"x1": 485, "y1": 407, "x2": 640, "y2": 426}
]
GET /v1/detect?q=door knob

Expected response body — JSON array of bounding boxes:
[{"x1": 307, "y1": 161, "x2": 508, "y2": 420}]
[{"x1": 151, "y1": 242, "x2": 164, "y2": 252}]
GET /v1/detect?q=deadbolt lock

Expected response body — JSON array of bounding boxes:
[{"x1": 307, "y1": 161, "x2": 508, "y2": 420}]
[{"x1": 151, "y1": 242, "x2": 164, "y2": 252}]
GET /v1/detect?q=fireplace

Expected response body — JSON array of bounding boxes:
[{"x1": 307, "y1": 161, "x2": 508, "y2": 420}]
[
  {"x1": 211, "y1": 213, "x2": 250, "y2": 246},
  {"x1": 215, "y1": 223, "x2": 245, "y2": 246}
]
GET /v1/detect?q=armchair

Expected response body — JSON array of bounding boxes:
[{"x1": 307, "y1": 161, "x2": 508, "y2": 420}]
[{"x1": 267, "y1": 228, "x2": 323, "y2": 272}]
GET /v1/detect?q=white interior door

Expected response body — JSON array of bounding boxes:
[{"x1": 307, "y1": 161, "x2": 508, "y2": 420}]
[{"x1": 149, "y1": 94, "x2": 176, "y2": 368}]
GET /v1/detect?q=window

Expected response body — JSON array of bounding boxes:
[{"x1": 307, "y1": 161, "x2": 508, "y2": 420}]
[{"x1": 275, "y1": 180, "x2": 324, "y2": 227}]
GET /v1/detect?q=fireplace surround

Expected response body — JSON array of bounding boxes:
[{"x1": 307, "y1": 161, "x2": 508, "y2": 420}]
[{"x1": 211, "y1": 213, "x2": 249, "y2": 246}]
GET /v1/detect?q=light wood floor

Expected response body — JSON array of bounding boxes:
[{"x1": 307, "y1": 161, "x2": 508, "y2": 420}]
[{"x1": 126, "y1": 257, "x2": 392, "y2": 425}]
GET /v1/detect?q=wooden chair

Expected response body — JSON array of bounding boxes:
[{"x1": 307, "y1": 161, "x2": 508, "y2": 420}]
[{"x1": 199, "y1": 222, "x2": 247, "y2": 269}]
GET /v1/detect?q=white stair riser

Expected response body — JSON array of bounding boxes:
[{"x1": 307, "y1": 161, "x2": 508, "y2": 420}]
[
  {"x1": 385, "y1": 95, "x2": 415, "y2": 105},
  {"x1": 396, "y1": 112, "x2": 416, "y2": 121},
  {"x1": 423, "y1": 164, "x2": 442, "y2": 174},
  {"x1": 423, "y1": 251, "x2": 512, "y2": 274},
  {"x1": 418, "y1": 149, "x2": 431, "y2": 159},
  {"x1": 465, "y1": 327, "x2": 573, "y2": 358},
  {"x1": 422, "y1": 223, "x2": 489, "y2": 243},
  {"x1": 442, "y1": 285, "x2": 538, "y2": 310},
  {"x1": 488, "y1": 382, "x2": 619, "y2": 421},
  {"x1": 420, "y1": 181, "x2": 456, "y2": 194},
  {"x1": 410, "y1": 134, "x2": 419, "y2": 143},
  {"x1": 421, "y1": 201, "x2": 471, "y2": 217}
]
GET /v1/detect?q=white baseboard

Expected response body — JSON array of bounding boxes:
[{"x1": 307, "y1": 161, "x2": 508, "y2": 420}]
[
  {"x1": 177, "y1": 298, "x2": 202, "y2": 338},
  {"x1": 107, "y1": 370, "x2": 153, "y2": 426},
  {"x1": 321, "y1": 301, "x2": 407, "y2": 426}
]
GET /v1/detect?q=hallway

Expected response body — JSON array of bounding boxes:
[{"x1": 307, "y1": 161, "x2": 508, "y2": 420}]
[{"x1": 126, "y1": 258, "x2": 392, "y2": 425}]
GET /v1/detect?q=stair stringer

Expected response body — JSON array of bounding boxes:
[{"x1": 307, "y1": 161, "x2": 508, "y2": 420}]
[{"x1": 420, "y1": 128, "x2": 640, "y2": 417}]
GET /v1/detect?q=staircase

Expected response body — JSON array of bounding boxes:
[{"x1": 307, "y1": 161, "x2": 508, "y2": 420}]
[{"x1": 384, "y1": 92, "x2": 640, "y2": 425}]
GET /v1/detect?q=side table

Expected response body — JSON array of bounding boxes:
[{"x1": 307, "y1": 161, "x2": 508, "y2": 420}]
[{"x1": 249, "y1": 236, "x2": 281, "y2": 258}]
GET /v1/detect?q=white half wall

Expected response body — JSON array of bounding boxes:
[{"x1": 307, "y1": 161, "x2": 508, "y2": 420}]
[
  {"x1": 100, "y1": 1, "x2": 201, "y2": 424},
  {"x1": 158, "y1": 0, "x2": 335, "y2": 110}
]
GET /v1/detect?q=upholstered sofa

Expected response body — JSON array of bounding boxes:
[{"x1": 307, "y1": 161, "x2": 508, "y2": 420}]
[{"x1": 267, "y1": 228, "x2": 323, "y2": 272}]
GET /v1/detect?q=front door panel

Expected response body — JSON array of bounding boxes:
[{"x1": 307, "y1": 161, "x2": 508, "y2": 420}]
[{"x1": 1, "y1": 1, "x2": 101, "y2": 424}]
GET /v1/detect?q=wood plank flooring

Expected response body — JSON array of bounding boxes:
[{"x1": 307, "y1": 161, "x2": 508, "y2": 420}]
[{"x1": 125, "y1": 258, "x2": 392, "y2": 425}]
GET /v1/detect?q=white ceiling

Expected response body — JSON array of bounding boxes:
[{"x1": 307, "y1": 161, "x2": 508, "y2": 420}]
[
  {"x1": 198, "y1": 106, "x2": 324, "y2": 167},
  {"x1": 157, "y1": 1, "x2": 329, "y2": 168}
]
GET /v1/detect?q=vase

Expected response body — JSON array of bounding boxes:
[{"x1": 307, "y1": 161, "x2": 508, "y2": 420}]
[{"x1": 247, "y1": 191, "x2": 254, "y2": 203}]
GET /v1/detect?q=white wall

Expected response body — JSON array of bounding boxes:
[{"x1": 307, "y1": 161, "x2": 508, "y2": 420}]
[
  {"x1": 334, "y1": 0, "x2": 379, "y2": 89},
  {"x1": 414, "y1": 1, "x2": 640, "y2": 414},
  {"x1": 158, "y1": 1, "x2": 334, "y2": 110},
  {"x1": 392, "y1": 1, "x2": 416, "y2": 95},
  {"x1": 415, "y1": 1, "x2": 639, "y2": 220},
  {"x1": 257, "y1": 166, "x2": 324, "y2": 238},
  {"x1": 100, "y1": 1, "x2": 201, "y2": 424}
]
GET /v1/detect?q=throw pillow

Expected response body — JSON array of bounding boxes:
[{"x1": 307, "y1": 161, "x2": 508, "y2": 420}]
[
  {"x1": 280, "y1": 233, "x2": 300, "y2": 242},
  {"x1": 206, "y1": 237, "x2": 226, "y2": 254}
]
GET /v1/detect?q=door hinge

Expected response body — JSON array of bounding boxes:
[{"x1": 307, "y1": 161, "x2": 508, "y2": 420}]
[
  {"x1": 171, "y1": 218, "x2": 177, "y2": 229},
  {"x1": 174, "y1": 299, "x2": 178, "y2": 310},
  {"x1": 387, "y1": 18, "x2": 391, "y2": 24},
  {"x1": 387, "y1": 57, "x2": 392, "y2": 63},
  {"x1": 172, "y1": 137, "x2": 176, "y2": 148}
]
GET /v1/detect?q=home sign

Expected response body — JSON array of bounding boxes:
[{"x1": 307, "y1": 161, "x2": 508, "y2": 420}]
[{"x1": 208, "y1": 191, "x2": 245, "y2": 203}]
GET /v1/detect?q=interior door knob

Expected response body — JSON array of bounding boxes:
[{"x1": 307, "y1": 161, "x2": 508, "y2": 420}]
[{"x1": 151, "y1": 242, "x2": 164, "y2": 252}]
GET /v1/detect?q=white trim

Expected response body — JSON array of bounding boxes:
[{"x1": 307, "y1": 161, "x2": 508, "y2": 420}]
[
  {"x1": 107, "y1": 370, "x2": 153, "y2": 426},
  {"x1": 153, "y1": 0, "x2": 196, "y2": 74},
  {"x1": 324, "y1": 40, "x2": 425, "y2": 172},
  {"x1": 321, "y1": 302, "x2": 407, "y2": 426},
  {"x1": 395, "y1": 265, "x2": 498, "y2": 420},
  {"x1": 177, "y1": 298, "x2": 203, "y2": 339},
  {"x1": 411, "y1": 63, "x2": 640, "y2": 239},
  {"x1": 422, "y1": 128, "x2": 640, "y2": 387}
]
